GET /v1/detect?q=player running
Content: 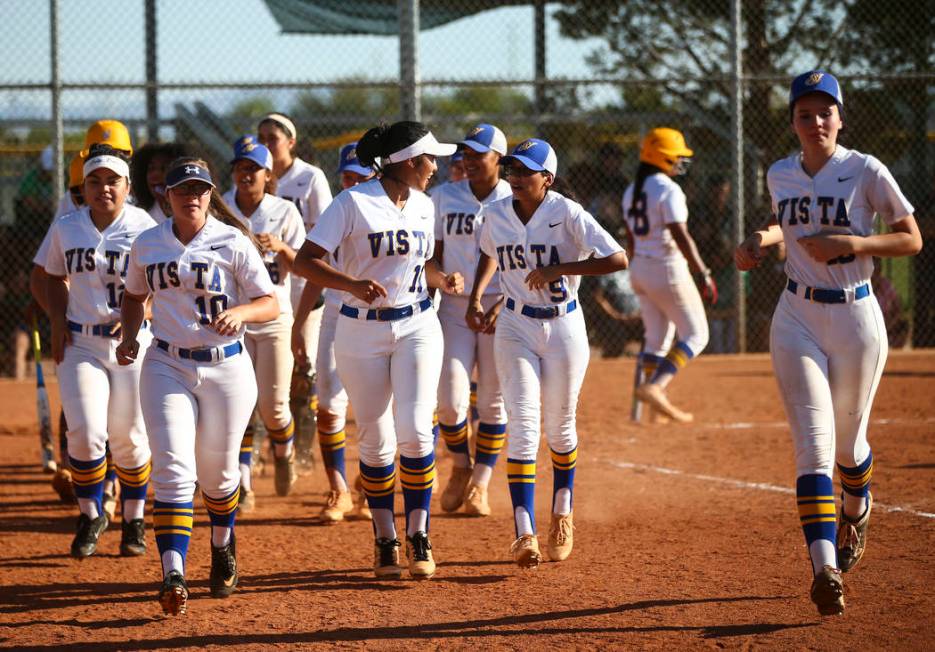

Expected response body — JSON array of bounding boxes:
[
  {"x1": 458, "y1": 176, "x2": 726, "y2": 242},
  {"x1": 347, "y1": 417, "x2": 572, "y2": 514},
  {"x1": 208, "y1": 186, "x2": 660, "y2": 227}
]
[
  {"x1": 293, "y1": 121, "x2": 461, "y2": 580},
  {"x1": 735, "y1": 71, "x2": 921, "y2": 616},
  {"x1": 467, "y1": 139, "x2": 628, "y2": 568},
  {"x1": 117, "y1": 159, "x2": 279, "y2": 616}
]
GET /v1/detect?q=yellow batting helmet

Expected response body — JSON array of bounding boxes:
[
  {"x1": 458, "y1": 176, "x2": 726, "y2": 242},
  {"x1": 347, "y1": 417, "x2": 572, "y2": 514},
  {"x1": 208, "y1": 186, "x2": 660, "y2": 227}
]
[
  {"x1": 68, "y1": 154, "x2": 86, "y2": 188},
  {"x1": 639, "y1": 128, "x2": 693, "y2": 175},
  {"x1": 80, "y1": 119, "x2": 133, "y2": 157}
]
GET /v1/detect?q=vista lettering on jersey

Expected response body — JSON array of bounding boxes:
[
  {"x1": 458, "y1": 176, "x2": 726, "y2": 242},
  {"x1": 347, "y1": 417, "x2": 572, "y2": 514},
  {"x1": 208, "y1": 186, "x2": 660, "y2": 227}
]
[
  {"x1": 776, "y1": 196, "x2": 851, "y2": 227},
  {"x1": 444, "y1": 212, "x2": 475, "y2": 235},
  {"x1": 367, "y1": 229, "x2": 429, "y2": 258},
  {"x1": 494, "y1": 243, "x2": 561, "y2": 271},
  {"x1": 63, "y1": 248, "x2": 97, "y2": 273}
]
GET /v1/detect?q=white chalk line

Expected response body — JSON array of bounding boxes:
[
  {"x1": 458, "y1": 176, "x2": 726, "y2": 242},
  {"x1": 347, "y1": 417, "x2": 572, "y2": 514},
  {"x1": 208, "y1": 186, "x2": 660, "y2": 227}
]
[
  {"x1": 699, "y1": 417, "x2": 935, "y2": 431},
  {"x1": 606, "y1": 460, "x2": 935, "y2": 520}
]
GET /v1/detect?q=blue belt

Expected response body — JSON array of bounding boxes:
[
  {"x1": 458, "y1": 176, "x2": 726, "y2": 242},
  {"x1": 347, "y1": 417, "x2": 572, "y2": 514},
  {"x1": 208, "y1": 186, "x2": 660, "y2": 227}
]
[
  {"x1": 340, "y1": 297, "x2": 433, "y2": 322},
  {"x1": 68, "y1": 320, "x2": 148, "y2": 337},
  {"x1": 156, "y1": 338, "x2": 242, "y2": 362},
  {"x1": 505, "y1": 297, "x2": 577, "y2": 319},
  {"x1": 786, "y1": 279, "x2": 870, "y2": 304}
]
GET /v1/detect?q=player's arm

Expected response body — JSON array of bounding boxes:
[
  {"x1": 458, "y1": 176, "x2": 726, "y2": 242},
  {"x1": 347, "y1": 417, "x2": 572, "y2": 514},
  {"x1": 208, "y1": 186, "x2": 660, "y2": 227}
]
[
  {"x1": 292, "y1": 281, "x2": 324, "y2": 365},
  {"x1": 212, "y1": 294, "x2": 279, "y2": 336},
  {"x1": 735, "y1": 218, "x2": 783, "y2": 271},
  {"x1": 798, "y1": 215, "x2": 922, "y2": 263},
  {"x1": 294, "y1": 240, "x2": 387, "y2": 303},
  {"x1": 116, "y1": 291, "x2": 147, "y2": 366},
  {"x1": 668, "y1": 223, "x2": 709, "y2": 275},
  {"x1": 524, "y1": 251, "x2": 629, "y2": 290},
  {"x1": 426, "y1": 257, "x2": 463, "y2": 294},
  {"x1": 257, "y1": 233, "x2": 297, "y2": 272},
  {"x1": 466, "y1": 253, "x2": 499, "y2": 332},
  {"x1": 45, "y1": 274, "x2": 70, "y2": 364}
]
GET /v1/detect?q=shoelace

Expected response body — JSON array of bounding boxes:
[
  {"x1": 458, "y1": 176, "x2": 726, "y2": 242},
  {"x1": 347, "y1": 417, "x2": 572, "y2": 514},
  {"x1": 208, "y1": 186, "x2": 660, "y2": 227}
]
[
  {"x1": 410, "y1": 535, "x2": 431, "y2": 561},
  {"x1": 326, "y1": 491, "x2": 341, "y2": 508},
  {"x1": 838, "y1": 522, "x2": 859, "y2": 550},
  {"x1": 377, "y1": 538, "x2": 400, "y2": 566},
  {"x1": 551, "y1": 518, "x2": 572, "y2": 545},
  {"x1": 213, "y1": 546, "x2": 235, "y2": 576}
]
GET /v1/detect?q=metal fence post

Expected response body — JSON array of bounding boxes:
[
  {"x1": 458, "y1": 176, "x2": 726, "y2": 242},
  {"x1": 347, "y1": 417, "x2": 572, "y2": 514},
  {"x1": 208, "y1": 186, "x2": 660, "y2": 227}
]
[
  {"x1": 49, "y1": 0, "x2": 63, "y2": 208},
  {"x1": 146, "y1": 0, "x2": 158, "y2": 142},
  {"x1": 399, "y1": 0, "x2": 421, "y2": 122},
  {"x1": 730, "y1": 0, "x2": 746, "y2": 353}
]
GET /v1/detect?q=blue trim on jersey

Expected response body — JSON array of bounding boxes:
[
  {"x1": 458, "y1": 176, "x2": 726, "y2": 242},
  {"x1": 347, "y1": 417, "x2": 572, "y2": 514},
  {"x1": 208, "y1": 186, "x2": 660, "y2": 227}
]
[
  {"x1": 339, "y1": 297, "x2": 432, "y2": 322},
  {"x1": 156, "y1": 339, "x2": 242, "y2": 362},
  {"x1": 505, "y1": 297, "x2": 577, "y2": 319},
  {"x1": 787, "y1": 279, "x2": 869, "y2": 304}
]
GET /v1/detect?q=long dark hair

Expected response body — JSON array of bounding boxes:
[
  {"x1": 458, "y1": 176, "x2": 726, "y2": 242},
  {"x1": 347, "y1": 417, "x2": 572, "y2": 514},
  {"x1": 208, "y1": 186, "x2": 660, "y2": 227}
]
[
  {"x1": 629, "y1": 162, "x2": 664, "y2": 214},
  {"x1": 131, "y1": 142, "x2": 195, "y2": 210},
  {"x1": 356, "y1": 121, "x2": 431, "y2": 180}
]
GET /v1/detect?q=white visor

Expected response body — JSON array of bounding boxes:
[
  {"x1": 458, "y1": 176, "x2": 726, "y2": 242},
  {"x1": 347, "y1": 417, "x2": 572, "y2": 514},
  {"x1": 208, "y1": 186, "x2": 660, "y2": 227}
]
[
  {"x1": 385, "y1": 132, "x2": 457, "y2": 164},
  {"x1": 83, "y1": 154, "x2": 129, "y2": 179}
]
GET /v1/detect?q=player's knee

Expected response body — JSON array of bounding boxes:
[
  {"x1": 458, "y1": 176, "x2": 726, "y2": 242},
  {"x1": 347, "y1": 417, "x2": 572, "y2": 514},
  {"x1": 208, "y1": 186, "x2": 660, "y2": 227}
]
[
  {"x1": 435, "y1": 402, "x2": 462, "y2": 426},
  {"x1": 151, "y1": 477, "x2": 197, "y2": 504},
  {"x1": 316, "y1": 408, "x2": 344, "y2": 434}
]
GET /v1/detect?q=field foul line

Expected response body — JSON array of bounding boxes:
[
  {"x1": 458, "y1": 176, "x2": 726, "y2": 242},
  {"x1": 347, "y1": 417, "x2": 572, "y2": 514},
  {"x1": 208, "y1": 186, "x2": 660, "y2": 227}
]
[
  {"x1": 607, "y1": 460, "x2": 935, "y2": 520},
  {"x1": 703, "y1": 417, "x2": 935, "y2": 431}
]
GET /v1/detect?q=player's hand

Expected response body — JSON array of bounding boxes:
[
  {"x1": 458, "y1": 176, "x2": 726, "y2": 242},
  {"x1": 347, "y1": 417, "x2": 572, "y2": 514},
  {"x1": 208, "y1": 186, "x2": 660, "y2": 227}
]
[
  {"x1": 465, "y1": 299, "x2": 487, "y2": 332},
  {"x1": 482, "y1": 299, "x2": 503, "y2": 333},
  {"x1": 256, "y1": 232, "x2": 284, "y2": 254},
  {"x1": 291, "y1": 323, "x2": 308, "y2": 367},
  {"x1": 697, "y1": 272, "x2": 718, "y2": 306},
  {"x1": 50, "y1": 322, "x2": 70, "y2": 364},
  {"x1": 108, "y1": 321, "x2": 123, "y2": 337},
  {"x1": 734, "y1": 235, "x2": 763, "y2": 271},
  {"x1": 443, "y1": 272, "x2": 464, "y2": 295},
  {"x1": 116, "y1": 338, "x2": 139, "y2": 366},
  {"x1": 797, "y1": 233, "x2": 855, "y2": 263},
  {"x1": 525, "y1": 266, "x2": 560, "y2": 290},
  {"x1": 350, "y1": 279, "x2": 388, "y2": 304},
  {"x1": 212, "y1": 309, "x2": 244, "y2": 336}
]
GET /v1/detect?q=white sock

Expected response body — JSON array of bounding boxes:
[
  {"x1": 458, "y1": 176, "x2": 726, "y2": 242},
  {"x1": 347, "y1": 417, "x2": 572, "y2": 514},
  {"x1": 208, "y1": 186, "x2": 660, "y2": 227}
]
[
  {"x1": 471, "y1": 463, "x2": 493, "y2": 487},
  {"x1": 211, "y1": 525, "x2": 231, "y2": 548},
  {"x1": 274, "y1": 440, "x2": 294, "y2": 458},
  {"x1": 371, "y1": 508, "x2": 396, "y2": 540},
  {"x1": 162, "y1": 550, "x2": 184, "y2": 576},
  {"x1": 123, "y1": 498, "x2": 145, "y2": 521},
  {"x1": 553, "y1": 488, "x2": 572, "y2": 516},
  {"x1": 239, "y1": 464, "x2": 252, "y2": 492},
  {"x1": 103, "y1": 479, "x2": 116, "y2": 495},
  {"x1": 842, "y1": 493, "x2": 867, "y2": 520},
  {"x1": 514, "y1": 506, "x2": 534, "y2": 537},
  {"x1": 809, "y1": 539, "x2": 838, "y2": 574},
  {"x1": 407, "y1": 508, "x2": 428, "y2": 537},
  {"x1": 78, "y1": 498, "x2": 99, "y2": 519},
  {"x1": 327, "y1": 468, "x2": 349, "y2": 493}
]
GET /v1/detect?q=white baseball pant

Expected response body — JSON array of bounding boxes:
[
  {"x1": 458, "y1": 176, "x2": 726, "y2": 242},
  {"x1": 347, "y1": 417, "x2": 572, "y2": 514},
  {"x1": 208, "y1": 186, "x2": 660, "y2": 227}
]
[{"x1": 630, "y1": 256, "x2": 708, "y2": 356}]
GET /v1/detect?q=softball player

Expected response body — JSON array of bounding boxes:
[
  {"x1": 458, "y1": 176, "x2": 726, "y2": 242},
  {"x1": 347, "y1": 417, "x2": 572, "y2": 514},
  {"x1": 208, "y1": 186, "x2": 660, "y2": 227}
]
[
  {"x1": 431, "y1": 123, "x2": 512, "y2": 517},
  {"x1": 735, "y1": 71, "x2": 921, "y2": 616},
  {"x1": 623, "y1": 128, "x2": 716, "y2": 423},
  {"x1": 222, "y1": 136, "x2": 306, "y2": 504},
  {"x1": 45, "y1": 145, "x2": 155, "y2": 559},
  {"x1": 293, "y1": 142, "x2": 374, "y2": 524},
  {"x1": 258, "y1": 113, "x2": 333, "y2": 470},
  {"x1": 117, "y1": 159, "x2": 278, "y2": 616},
  {"x1": 468, "y1": 139, "x2": 628, "y2": 568},
  {"x1": 294, "y1": 121, "x2": 461, "y2": 579},
  {"x1": 130, "y1": 142, "x2": 192, "y2": 224}
]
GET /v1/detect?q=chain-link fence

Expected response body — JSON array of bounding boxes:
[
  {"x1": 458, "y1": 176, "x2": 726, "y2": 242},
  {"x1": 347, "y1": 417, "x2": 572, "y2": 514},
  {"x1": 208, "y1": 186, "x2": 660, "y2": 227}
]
[{"x1": 1, "y1": 0, "x2": 932, "y2": 376}]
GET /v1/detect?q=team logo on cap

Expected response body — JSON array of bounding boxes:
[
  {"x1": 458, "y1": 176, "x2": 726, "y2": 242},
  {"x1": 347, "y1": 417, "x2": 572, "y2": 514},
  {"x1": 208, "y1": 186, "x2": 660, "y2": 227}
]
[
  {"x1": 516, "y1": 140, "x2": 535, "y2": 152},
  {"x1": 347, "y1": 147, "x2": 357, "y2": 159},
  {"x1": 238, "y1": 136, "x2": 256, "y2": 152},
  {"x1": 185, "y1": 165, "x2": 201, "y2": 175},
  {"x1": 806, "y1": 72, "x2": 824, "y2": 86},
  {"x1": 102, "y1": 129, "x2": 111, "y2": 140},
  {"x1": 470, "y1": 126, "x2": 484, "y2": 136}
]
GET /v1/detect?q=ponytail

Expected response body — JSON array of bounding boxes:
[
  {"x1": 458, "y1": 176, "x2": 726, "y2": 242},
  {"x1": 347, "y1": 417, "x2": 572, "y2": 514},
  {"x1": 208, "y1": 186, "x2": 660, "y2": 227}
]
[{"x1": 630, "y1": 162, "x2": 664, "y2": 214}]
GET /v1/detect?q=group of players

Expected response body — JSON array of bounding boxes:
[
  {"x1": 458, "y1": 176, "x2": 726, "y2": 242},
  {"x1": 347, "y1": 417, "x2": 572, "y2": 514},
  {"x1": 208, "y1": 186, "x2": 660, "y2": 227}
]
[{"x1": 29, "y1": 69, "x2": 922, "y2": 620}]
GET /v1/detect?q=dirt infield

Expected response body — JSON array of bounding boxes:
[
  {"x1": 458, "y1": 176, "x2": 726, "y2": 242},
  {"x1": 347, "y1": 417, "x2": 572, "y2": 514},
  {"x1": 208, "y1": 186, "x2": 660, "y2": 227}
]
[{"x1": 1, "y1": 351, "x2": 933, "y2": 650}]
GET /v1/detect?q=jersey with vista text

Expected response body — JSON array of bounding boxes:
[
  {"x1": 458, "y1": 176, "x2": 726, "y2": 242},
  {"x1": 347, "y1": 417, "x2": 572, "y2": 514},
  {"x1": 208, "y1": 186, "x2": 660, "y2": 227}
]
[
  {"x1": 124, "y1": 216, "x2": 275, "y2": 349},
  {"x1": 432, "y1": 178, "x2": 511, "y2": 296},
  {"x1": 768, "y1": 145, "x2": 914, "y2": 290},
  {"x1": 622, "y1": 173, "x2": 688, "y2": 261},
  {"x1": 308, "y1": 178, "x2": 434, "y2": 310},
  {"x1": 480, "y1": 191, "x2": 623, "y2": 307},
  {"x1": 45, "y1": 205, "x2": 156, "y2": 325}
]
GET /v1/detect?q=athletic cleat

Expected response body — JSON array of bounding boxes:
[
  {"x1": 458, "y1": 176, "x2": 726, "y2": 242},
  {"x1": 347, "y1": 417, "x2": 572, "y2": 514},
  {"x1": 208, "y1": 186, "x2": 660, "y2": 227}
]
[
  {"x1": 318, "y1": 490, "x2": 354, "y2": 524},
  {"x1": 70, "y1": 513, "x2": 108, "y2": 559},
  {"x1": 209, "y1": 536, "x2": 238, "y2": 598},
  {"x1": 102, "y1": 489, "x2": 118, "y2": 522},
  {"x1": 120, "y1": 518, "x2": 147, "y2": 557},
  {"x1": 810, "y1": 565, "x2": 845, "y2": 616},
  {"x1": 635, "y1": 383, "x2": 693, "y2": 423},
  {"x1": 238, "y1": 487, "x2": 256, "y2": 514},
  {"x1": 547, "y1": 512, "x2": 575, "y2": 561},
  {"x1": 274, "y1": 449, "x2": 297, "y2": 497},
  {"x1": 837, "y1": 492, "x2": 872, "y2": 573},
  {"x1": 159, "y1": 571, "x2": 189, "y2": 616},
  {"x1": 51, "y1": 468, "x2": 76, "y2": 503},
  {"x1": 511, "y1": 534, "x2": 542, "y2": 569},
  {"x1": 441, "y1": 465, "x2": 474, "y2": 512},
  {"x1": 405, "y1": 531, "x2": 436, "y2": 580},
  {"x1": 373, "y1": 537, "x2": 403, "y2": 579},
  {"x1": 463, "y1": 482, "x2": 491, "y2": 517}
]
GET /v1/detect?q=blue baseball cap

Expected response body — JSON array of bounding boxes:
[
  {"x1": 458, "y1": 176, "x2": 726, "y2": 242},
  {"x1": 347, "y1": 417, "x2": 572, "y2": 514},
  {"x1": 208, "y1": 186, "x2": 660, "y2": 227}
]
[
  {"x1": 231, "y1": 135, "x2": 273, "y2": 171},
  {"x1": 165, "y1": 162, "x2": 215, "y2": 189},
  {"x1": 789, "y1": 70, "x2": 843, "y2": 112},
  {"x1": 338, "y1": 142, "x2": 374, "y2": 176},
  {"x1": 501, "y1": 138, "x2": 558, "y2": 176},
  {"x1": 451, "y1": 150, "x2": 464, "y2": 163},
  {"x1": 460, "y1": 123, "x2": 507, "y2": 155}
]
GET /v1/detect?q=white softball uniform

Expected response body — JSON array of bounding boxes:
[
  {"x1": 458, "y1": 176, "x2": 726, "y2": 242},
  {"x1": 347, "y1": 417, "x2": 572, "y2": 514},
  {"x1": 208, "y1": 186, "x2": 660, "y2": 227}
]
[
  {"x1": 278, "y1": 158, "x2": 333, "y2": 370},
  {"x1": 149, "y1": 202, "x2": 169, "y2": 224},
  {"x1": 124, "y1": 216, "x2": 276, "y2": 502},
  {"x1": 480, "y1": 191, "x2": 623, "y2": 459},
  {"x1": 223, "y1": 190, "x2": 306, "y2": 433},
  {"x1": 767, "y1": 146, "x2": 914, "y2": 475},
  {"x1": 309, "y1": 179, "x2": 442, "y2": 466},
  {"x1": 45, "y1": 206, "x2": 155, "y2": 469},
  {"x1": 623, "y1": 174, "x2": 707, "y2": 356},
  {"x1": 432, "y1": 179, "x2": 512, "y2": 427}
]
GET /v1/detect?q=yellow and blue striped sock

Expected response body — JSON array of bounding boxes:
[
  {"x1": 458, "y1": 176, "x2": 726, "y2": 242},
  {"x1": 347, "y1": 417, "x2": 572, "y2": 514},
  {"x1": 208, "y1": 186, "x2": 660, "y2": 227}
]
[
  {"x1": 550, "y1": 446, "x2": 577, "y2": 514},
  {"x1": 104, "y1": 443, "x2": 117, "y2": 485},
  {"x1": 360, "y1": 461, "x2": 396, "y2": 513},
  {"x1": 640, "y1": 352, "x2": 664, "y2": 383},
  {"x1": 400, "y1": 453, "x2": 437, "y2": 534},
  {"x1": 651, "y1": 341, "x2": 695, "y2": 385},
  {"x1": 838, "y1": 452, "x2": 873, "y2": 498},
  {"x1": 153, "y1": 500, "x2": 193, "y2": 572},
  {"x1": 69, "y1": 454, "x2": 106, "y2": 515},
  {"x1": 507, "y1": 458, "x2": 537, "y2": 536},
  {"x1": 475, "y1": 423, "x2": 506, "y2": 470},
  {"x1": 796, "y1": 474, "x2": 837, "y2": 572},
  {"x1": 239, "y1": 426, "x2": 254, "y2": 467},
  {"x1": 440, "y1": 419, "x2": 471, "y2": 466},
  {"x1": 432, "y1": 412, "x2": 440, "y2": 447},
  {"x1": 116, "y1": 460, "x2": 151, "y2": 502},
  {"x1": 268, "y1": 419, "x2": 296, "y2": 447},
  {"x1": 318, "y1": 428, "x2": 347, "y2": 483}
]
